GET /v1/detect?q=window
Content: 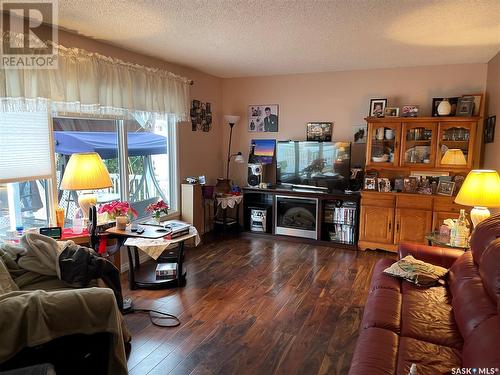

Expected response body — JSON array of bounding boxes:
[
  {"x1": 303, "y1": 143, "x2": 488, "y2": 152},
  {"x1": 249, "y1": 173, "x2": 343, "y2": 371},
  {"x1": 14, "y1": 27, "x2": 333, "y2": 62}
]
[
  {"x1": 0, "y1": 110, "x2": 54, "y2": 235},
  {"x1": 0, "y1": 111, "x2": 178, "y2": 234},
  {"x1": 53, "y1": 115, "x2": 177, "y2": 226}
]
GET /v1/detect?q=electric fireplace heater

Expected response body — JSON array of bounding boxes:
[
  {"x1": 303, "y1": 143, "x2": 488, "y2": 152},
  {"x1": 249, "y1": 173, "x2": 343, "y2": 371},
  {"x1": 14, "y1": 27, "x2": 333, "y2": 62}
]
[{"x1": 275, "y1": 195, "x2": 318, "y2": 240}]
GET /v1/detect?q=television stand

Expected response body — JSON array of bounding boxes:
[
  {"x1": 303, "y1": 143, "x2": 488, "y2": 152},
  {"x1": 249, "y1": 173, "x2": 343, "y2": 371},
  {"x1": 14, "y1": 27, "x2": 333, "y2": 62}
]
[{"x1": 242, "y1": 186, "x2": 360, "y2": 250}]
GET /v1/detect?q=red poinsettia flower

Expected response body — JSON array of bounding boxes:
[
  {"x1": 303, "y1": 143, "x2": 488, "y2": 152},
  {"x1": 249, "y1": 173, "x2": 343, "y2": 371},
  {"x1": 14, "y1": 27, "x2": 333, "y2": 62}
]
[
  {"x1": 98, "y1": 201, "x2": 138, "y2": 219},
  {"x1": 145, "y1": 199, "x2": 169, "y2": 219}
]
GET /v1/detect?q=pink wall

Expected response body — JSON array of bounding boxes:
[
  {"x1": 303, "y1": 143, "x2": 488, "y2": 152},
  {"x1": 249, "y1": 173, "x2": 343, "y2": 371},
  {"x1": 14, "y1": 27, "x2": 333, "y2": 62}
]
[
  {"x1": 484, "y1": 51, "x2": 500, "y2": 172},
  {"x1": 222, "y1": 64, "x2": 488, "y2": 186},
  {"x1": 53, "y1": 27, "x2": 224, "y2": 186}
]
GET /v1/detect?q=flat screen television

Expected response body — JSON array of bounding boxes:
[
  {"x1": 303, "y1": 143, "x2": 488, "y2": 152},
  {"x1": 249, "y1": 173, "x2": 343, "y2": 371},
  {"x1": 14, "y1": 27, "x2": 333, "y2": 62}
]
[{"x1": 276, "y1": 141, "x2": 351, "y2": 192}]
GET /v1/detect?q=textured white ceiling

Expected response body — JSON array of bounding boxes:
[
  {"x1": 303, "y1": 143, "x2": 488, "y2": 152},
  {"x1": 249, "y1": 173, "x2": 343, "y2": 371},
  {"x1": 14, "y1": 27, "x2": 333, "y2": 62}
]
[{"x1": 57, "y1": 0, "x2": 500, "y2": 78}]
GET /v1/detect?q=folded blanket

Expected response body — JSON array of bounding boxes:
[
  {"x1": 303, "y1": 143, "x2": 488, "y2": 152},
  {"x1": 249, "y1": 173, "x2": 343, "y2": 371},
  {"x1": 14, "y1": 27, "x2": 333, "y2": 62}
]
[{"x1": 0, "y1": 288, "x2": 129, "y2": 375}]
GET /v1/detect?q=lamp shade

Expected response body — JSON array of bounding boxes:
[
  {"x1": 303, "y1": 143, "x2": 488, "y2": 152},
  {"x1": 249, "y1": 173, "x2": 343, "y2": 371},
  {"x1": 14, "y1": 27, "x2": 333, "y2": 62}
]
[
  {"x1": 224, "y1": 115, "x2": 240, "y2": 124},
  {"x1": 441, "y1": 149, "x2": 467, "y2": 165},
  {"x1": 61, "y1": 152, "x2": 112, "y2": 190},
  {"x1": 234, "y1": 153, "x2": 245, "y2": 163},
  {"x1": 455, "y1": 170, "x2": 500, "y2": 208}
]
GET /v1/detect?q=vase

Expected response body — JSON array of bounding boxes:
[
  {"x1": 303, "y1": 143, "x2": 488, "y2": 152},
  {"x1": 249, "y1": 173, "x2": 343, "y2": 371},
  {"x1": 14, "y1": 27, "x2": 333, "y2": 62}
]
[
  {"x1": 215, "y1": 178, "x2": 231, "y2": 194},
  {"x1": 116, "y1": 215, "x2": 128, "y2": 230},
  {"x1": 437, "y1": 99, "x2": 452, "y2": 116}
]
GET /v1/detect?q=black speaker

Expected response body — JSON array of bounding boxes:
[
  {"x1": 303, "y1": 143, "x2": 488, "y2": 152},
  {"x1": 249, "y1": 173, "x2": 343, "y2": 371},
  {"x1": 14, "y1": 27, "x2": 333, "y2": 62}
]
[{"x1": 247, "y1": 163, "x2": 263, "y2": 187}]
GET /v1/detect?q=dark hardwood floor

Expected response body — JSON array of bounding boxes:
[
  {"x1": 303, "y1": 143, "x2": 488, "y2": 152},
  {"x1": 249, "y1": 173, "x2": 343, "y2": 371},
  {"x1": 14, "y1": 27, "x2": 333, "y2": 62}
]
[{"x1": 122, "y1": 234, "x2": 394, "y2": 375}]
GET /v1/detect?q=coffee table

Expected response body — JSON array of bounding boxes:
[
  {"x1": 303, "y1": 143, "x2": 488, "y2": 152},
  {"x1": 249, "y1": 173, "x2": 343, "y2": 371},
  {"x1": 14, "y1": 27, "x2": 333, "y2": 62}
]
[{"x1": 425, "y1": 231, "x2": 469, "y2": 251}]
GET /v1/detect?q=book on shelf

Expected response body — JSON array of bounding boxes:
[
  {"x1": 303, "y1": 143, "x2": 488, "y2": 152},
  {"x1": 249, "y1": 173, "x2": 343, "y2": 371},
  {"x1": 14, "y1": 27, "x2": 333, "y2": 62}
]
[
  {"x1": 156, "y1": 263, "x2": 177, "y2": 280},
  {"x1": 324, "y1": 202, "x2": 357, "y2": 226}
]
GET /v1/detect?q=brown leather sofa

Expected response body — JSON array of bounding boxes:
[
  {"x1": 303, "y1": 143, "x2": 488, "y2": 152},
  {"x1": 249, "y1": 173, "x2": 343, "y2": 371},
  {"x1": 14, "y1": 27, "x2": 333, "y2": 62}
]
[{"x1": 349, "y1": 214, "x2": 500, "y2": 374}]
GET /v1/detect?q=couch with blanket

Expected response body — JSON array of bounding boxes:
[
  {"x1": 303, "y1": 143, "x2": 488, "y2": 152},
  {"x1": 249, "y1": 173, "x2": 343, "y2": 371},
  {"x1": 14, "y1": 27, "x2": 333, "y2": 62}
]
[
  {"x1": 349, "y1": 214, "x2": 500, "y2": 374},
  {"x1": 0, "y1": 233, "x2": 130, "y2": 375}
]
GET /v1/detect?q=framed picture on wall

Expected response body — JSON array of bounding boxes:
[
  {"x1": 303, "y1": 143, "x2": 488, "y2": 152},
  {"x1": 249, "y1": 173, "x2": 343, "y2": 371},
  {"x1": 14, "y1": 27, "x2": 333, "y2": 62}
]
[
  {"x1": 352, "y1": 125, "x2": 367, "y2": 143},
  {"x1": 484, "y1": 115, "x2": 496, "y2": 143},
  {"x1": 248, "y1": 104, "x2": 279, "y2": 132},
  {"x1": 306, "y1": 122, "x2": 333, "y2": 141}
]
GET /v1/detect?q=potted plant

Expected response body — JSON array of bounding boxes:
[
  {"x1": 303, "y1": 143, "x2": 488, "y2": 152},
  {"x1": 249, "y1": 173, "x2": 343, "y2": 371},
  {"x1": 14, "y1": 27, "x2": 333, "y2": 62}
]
[
  {"x1": 98, "y1": 201, "x2": 138, "y2": 230},
  {"x1": 146, "y1": 200, "x2": 169, "y2": 224}
]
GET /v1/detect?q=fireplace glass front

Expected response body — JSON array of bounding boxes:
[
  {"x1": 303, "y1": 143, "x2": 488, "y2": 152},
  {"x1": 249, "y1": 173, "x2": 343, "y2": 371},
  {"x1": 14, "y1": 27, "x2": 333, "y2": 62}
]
[{"x1": 275, "y1": 195, "x2": 318, "y2": 239}]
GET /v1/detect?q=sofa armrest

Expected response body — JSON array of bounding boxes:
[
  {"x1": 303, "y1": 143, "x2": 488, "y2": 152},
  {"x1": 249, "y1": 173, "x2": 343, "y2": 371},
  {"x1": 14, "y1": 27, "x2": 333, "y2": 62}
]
[{"x1": 398, "y1": 242, "x2": 463, "y2": 268}]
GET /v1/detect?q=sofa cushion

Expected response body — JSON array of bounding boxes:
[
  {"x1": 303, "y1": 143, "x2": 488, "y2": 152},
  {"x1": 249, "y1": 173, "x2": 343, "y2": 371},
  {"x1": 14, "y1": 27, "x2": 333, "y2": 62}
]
[
  {"x1": 369, "y1": 258, "x2": 401, "y2": 293},
  {"x1": 478, "y1": 238, "x2": 500, "y2": 301},
  {"x1": 448, "y1": 251, "x2": 497, "y2": 340},
  {"x1": 400, "y1": 292, "x2": 462, "y2": 349},
  {"x1": 361, "y1": 288, "x2": 401, "y2": 334},
  {"x1": 469, "y1": 213, "x2": 500, "y2": 265},
  {"x1": 348, "y1": 327, "x2": 399, "y2": 375},
  {"x1": 396, "y1": 336, "x2": 461, "y2": 375},
  {"x1": 383, "y1": 255, "x2": 448, "y2": 286}
]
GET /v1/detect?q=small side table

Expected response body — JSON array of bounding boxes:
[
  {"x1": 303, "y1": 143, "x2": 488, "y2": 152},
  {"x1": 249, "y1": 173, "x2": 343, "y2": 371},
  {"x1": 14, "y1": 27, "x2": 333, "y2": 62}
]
[
  {"x1": 214, "y1": 195, "x2": 243, "y2": 232},
  {"x1": 425, "y1": 231, "x2": 469, "y2": 251},
  {"x1": 106, "y1": 224, "x2": 199, "y2": 290}
]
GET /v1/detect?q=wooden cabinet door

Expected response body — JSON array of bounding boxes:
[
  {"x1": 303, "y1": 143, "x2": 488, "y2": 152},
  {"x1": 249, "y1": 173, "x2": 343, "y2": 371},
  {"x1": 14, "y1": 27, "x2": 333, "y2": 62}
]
[
  {"x1": 359, "y1": 206, "x2": 394, "y2": 244},
  {"x1": 436, "y1": 122, "x2": 476, "y2": 169},
  {"x1": 400, "y1": 122, "x2": 438, "y2": 167},
  {"x1": 432, "y1": 211, "x2": 460, "y2": 232},
  {"x1": 365, "y1": 122, "x2": 401, "y2": 168},
  {"x1": 395, "y1": 209, "x2": 432, "y2": 244}
]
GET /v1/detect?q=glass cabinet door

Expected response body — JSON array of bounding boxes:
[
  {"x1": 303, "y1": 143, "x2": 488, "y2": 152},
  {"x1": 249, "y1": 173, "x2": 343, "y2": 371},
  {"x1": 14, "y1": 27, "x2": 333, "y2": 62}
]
[
  {"x1": 436, "y1": 122, "x2": 475, "y2": 169},
  {"x1": 367, "y1": 123, "x2": 400, "y2": 166},
  {"x1": 400, "y1": 123, "x2": 437, "y2": 167}
]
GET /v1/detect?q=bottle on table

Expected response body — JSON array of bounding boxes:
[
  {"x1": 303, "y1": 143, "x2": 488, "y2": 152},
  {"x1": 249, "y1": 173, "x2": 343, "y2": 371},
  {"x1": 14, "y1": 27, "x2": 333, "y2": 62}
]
[
  {"x1": 72, "y1": 208, "x2": 84, "y2": 234},
  {"x1": 453, "y1": 209, "x2": 470, "y2": 247}
]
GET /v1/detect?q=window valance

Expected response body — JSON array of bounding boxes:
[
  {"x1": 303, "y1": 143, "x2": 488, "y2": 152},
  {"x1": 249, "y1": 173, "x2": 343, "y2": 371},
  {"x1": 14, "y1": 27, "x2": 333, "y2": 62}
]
[{"x1": 0, "y1": 32, "x2": 191, "y2": 121}]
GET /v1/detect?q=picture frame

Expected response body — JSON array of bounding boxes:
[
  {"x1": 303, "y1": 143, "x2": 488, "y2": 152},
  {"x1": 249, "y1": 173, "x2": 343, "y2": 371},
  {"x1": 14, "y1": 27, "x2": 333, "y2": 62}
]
[
  {"x1": 364, "y1": 177, "x2": 377, "y2": 190},
  {"x1": 484, "y1": 115, "x2": 496, "y2": 143},
  {"x1": 401, "y1": 105, "x2": 419, "y2": 117},
  {"x1": 190, "y1": 99, "x2": 212, "y2": 132},
  {"x1": 463, "y1": 93, "x2": 483, "y2": 116},
  {"x1": 437, "y1": 180, "x2": 456, "y2": 196},
  {"x1": 369, "y1": 99, "x2": 387, "y2": 117},
  {"x1": 352, "y1": 125, "x2": 367, "y2": 144},
  {"x1": 456, "y1": 96, "x2": 475, "y2": 117},
  {"x1": 403, "y1": 177, "x2": 418, "y2": 193},
  {"x1": 394, "y1": 178, "x2": 404, "y2": 192},
  {"x1": 306, "y1": 122, "x2": 333, "y2": 141},
  {"x1": 377, "y1": 178, "x2": 391, "y2": 192},
  {"x1": 384, "y1": 107, "x2": 399, "y2": 117},
  {"x1": 248, "y1": 104, "x2": 279, "y2": 132},
  {"x1": 432, "y1": 97, "x2": 459, "y2": 117}
]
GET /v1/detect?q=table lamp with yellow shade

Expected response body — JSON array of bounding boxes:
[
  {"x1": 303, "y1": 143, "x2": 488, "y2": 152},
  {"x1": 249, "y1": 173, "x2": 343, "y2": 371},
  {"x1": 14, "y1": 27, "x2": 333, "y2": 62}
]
[
  {"x1": 61, "y1": 152, "x2": 113, "y2": 218},
  {"x1": 441, "y1": 149, "x2": 467, "y2": 165},
  {"x1": 454, "y1": 170, "x2": 500, "y2": 227}
]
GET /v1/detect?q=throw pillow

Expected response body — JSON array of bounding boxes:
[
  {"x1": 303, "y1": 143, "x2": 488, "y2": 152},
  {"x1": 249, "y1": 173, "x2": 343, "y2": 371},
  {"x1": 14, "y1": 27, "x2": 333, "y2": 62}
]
[{"x1": 383, "y1": 255, "x2": 448, "y2": 286}]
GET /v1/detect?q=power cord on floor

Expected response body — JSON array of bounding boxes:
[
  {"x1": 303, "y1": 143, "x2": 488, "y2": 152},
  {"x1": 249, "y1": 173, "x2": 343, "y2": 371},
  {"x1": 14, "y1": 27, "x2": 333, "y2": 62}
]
[
  {"x1": 127, "y1": 308, "x2": 180, "y2": 327},
  {"x1": 122, "y1": 298, "x2": 180, "y2": 327}
]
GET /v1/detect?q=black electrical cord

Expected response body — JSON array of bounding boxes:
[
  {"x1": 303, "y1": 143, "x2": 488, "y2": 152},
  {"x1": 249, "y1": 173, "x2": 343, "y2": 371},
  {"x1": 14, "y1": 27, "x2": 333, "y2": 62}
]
[{"x1": 125, "y1": 308, "x2": 180, "y2": 327}]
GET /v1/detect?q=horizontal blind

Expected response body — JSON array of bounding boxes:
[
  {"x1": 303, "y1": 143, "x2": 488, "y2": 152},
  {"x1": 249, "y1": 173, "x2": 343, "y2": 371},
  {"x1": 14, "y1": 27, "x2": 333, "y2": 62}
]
[{"x1": 0, "y1": 111, "x2": 52, "y2": 183}]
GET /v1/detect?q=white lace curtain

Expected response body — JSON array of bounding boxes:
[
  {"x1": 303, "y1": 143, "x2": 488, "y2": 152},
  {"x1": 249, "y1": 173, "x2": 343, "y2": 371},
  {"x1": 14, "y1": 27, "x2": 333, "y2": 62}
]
[{"x1": 0, "y1": 33, "x2": 191, "y2": 121}]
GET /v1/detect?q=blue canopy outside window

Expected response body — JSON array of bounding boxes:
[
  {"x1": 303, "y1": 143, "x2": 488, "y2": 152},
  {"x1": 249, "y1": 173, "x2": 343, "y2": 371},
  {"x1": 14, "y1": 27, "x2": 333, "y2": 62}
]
[{"x1": 54, "y1": 131, "x2": 167, "y2": 158}]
